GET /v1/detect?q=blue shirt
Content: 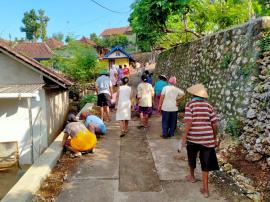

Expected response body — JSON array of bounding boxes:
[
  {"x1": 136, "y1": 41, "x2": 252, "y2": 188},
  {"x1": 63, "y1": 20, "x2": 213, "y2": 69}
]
[
  {"x1": 146, "y1": 75, "x2": 152, "y2": 84},
  {"x1": 85, "y1": 115, "x2": 107, "y2": 134},
  {"x1": 154, "y1": 80, "x2": 168, "y2": 95}
]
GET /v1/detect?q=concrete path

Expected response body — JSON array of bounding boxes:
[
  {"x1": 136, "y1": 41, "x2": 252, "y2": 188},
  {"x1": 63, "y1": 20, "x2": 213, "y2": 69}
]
[
  {"x1": 55, "y1": 116, "x2": 226, "y2": 202},
  {"x1": 55, "y1": 71, "x2": 227, "y2": 202}
]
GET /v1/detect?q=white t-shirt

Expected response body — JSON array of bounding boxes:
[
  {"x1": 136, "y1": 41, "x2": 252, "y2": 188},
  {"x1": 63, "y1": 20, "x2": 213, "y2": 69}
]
[
  {"x1": 161, "y1": 85, "x2": 184, "y2": 112},
  {"x1": 137, "y1": 82, "x2": 154, "y2": 107}
]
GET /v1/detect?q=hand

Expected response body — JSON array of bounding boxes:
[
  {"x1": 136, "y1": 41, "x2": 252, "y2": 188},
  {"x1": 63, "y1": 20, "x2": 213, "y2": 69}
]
[
  {"x1": 214, "y1": 138, "x2": 219, "y2": 147},
  {"x1": 182, "y1": 136, "x2": 187, "y2": 147},
  {"x1": 158, "y1": 105, "x2": 161, "y2": 112}
]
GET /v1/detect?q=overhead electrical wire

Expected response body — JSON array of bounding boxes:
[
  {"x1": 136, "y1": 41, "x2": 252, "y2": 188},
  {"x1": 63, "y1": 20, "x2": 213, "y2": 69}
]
[{"x1": 89, "y1": 0, "x2": 130, "y2": 14}]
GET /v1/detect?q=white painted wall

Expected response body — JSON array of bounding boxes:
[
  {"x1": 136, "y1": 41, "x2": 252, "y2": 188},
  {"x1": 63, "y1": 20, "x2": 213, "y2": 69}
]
[
  {"x1": 0, "y1": 89, "x2": 48, "y2": 164},
  {"x1": 0, "y1": 50, "x2": 69, "y2": 165},
  {"x1": 45, "y1": 90, "x2": 69, "y2": 144},
  {"x1": 0, "y1": 52, "x2": 43, "y2": 84}
]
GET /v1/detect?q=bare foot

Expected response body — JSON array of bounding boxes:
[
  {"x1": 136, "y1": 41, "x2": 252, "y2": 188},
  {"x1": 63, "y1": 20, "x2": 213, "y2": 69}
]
[
  {"x1": 185, "y1": 175, "x2": 196, "y2": 183},
  {"x1": 200, "y1": 188, "x2": 209, "y2": 198}
]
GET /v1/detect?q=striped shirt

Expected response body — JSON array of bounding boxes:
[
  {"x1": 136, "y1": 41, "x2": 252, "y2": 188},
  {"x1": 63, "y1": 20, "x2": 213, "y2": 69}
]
[{"x1": 184, "y1": 100, "x2": 217, "y2": 148}]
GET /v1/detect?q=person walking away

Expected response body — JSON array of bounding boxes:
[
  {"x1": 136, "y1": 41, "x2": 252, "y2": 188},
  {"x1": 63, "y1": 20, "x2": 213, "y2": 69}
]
[
  {"x1": 117, "y1": 65, "x2": 124, "y2": 85},
  {"x1": 144, "y1": 70, "x2": 152, "y2": 84},
  {"x1": 116, "y1": 77, "x2": 132, "y2": 137},
  {"x1": 123, "y1": 64, "x2": 130, "y2": 77},
  {"x1": 135, "y1": 62, "x2": 141, "y2": 76},
  {"x1": 95, "y1": 70, "x2": 113, "y2": 121},
  {"x1": 158, "y1": 76, "x2": 184, "y2": 138},
  {"x1": 62, "y1": 113, "x2": 97, "y2": 157},
  {"x1": 110, "y1": 65, "x2": 118, "y2": 88},
  {"x1": 181, "y1": 84, "x2": 219, "y2": 198},
  {"x1": 137, "y1": 74, "x2": 154, "y2": 128},
  {"x1": 154, "y1": 75, "x2": 168, "y2": 111}
]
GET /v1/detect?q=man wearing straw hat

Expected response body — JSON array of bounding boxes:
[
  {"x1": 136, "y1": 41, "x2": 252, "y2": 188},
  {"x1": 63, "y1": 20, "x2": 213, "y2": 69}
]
[{"x1": 182, "y1": 84, "x2": 219, "y2": 198}]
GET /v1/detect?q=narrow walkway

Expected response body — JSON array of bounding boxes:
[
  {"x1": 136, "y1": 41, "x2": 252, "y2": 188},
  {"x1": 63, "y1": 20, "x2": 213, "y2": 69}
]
[{"x1": 55, "y1": 72, "x2": 227, "y2": 202}]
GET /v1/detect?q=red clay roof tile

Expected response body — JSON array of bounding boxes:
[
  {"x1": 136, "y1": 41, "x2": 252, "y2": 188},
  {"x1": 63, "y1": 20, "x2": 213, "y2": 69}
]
[
  {"x1": 13, "y1": 42, "x2": 53, "y2": 59},
  {"x1": 100, "y1": 26, "x2": 132, "y2": 37},
  {"x1": 45, "y1": 38, "x2": 64, "y2": 49},
  {"x1": 78, "y1": 37, "x2": 97, "y2": 46},
  {"x1": 0, "y1": 43, "x2": 73, "y2": 88}
]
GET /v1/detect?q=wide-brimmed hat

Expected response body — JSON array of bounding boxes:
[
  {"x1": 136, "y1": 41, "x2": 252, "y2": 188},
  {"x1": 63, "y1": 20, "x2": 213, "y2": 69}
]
[
  {"x1": 99, "y1": 70, "x2": 109, "y2": 75},
  {"x1": 187, "y1": 84, "x2": 208, "y2": 98}
]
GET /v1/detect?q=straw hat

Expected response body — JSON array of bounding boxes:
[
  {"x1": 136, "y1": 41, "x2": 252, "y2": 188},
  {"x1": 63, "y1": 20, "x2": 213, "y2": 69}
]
[{"x1": 187, "y1": 84, "x2": 208, "y2": 98}]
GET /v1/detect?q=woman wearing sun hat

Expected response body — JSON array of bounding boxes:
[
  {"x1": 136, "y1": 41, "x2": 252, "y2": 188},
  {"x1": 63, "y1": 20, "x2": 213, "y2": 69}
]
[
  {"x1": 182, "y1": 83, "x2": 219, "y2": 198},
  {"x1": 158, "y1": 76, "x2": 184, "y2": 138}
]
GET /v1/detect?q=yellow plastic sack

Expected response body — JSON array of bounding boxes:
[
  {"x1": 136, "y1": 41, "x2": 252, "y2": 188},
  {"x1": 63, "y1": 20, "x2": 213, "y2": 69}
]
[{"x1": 70, "y1": 130, "x2": 97, "y2": 151}]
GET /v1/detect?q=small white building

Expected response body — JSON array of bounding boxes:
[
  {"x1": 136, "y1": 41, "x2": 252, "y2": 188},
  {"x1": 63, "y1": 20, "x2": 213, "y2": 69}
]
[{"x1": 0, "y1": 44, "x2": 73, "y2": 165}]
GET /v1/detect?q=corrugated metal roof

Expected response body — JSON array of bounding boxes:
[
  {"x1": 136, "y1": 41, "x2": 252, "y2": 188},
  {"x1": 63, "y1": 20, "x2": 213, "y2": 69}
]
[{"x1": 0, "y1": 84, "x2": 43, "y2": 94}]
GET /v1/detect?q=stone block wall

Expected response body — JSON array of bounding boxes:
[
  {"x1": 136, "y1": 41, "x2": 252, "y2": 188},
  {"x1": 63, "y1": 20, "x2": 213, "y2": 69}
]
[{"x1": 155, "y1": 17, "x2": 270, "y2": 158}]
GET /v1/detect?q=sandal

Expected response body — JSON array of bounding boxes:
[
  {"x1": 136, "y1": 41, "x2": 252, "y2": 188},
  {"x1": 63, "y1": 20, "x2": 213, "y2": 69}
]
[
  {"x1": 137, "y1": 125, "x2": 144, "y2": 129},
  {"x1": 70, "y1": 152, "x2": 82, "y2": 158},
  {"x1": 200, "y1": 188, "x2": 209, "y2": 198},
  {"x1": 185, "y1": 175, "x2": 196, "y2": 183},
  {"x1": 120, "y1": 130, "x2": 126, "y2": 137}
]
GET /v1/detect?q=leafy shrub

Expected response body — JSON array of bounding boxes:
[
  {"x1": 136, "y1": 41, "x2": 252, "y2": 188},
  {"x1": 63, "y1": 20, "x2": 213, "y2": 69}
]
[
  {"x1": 219, "y1": 53, "x2": 232, "y2": 69},
  {"x1": 258, "y1": 32, "x2": 270, "y2": 55},
  {"x1": 225, "y1": 118, "x2": 243, "y2": 139},
  {"x1": 80, "y1": 94, "x2": 97, "y2": 108},
  {"x1": 177, "y1": 94, "x2": 190, "y2": 113}
]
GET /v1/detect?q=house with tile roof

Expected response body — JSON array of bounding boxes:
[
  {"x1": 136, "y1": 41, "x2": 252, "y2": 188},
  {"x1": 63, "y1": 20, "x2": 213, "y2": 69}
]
[
  {"x1": 100, "y1": 26, "x2": 132, "y2": 37},
  {"x1": 13, "y1": 42, "x2": 53, "y2": 62},
  {"x1": 45, "y1": 38, "x2": 64, "y2": 50},
  {"x1": 78, "y1": 37, "x2": 97, "y2": 47},
  {"x1": 0, "y1": 43, "x2": 73, "y2": 164},
  {"x1": 101, "y1": 45, "x2": 134, "y2": 68},
  {"x1": 100, "y1": 26, "x2": 136, "y2": 52}
]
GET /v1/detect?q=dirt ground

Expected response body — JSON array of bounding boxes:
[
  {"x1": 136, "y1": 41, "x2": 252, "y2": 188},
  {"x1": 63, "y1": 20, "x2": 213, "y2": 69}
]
[
  {"x1": 33, "y1": 154, "x2": 80, "y2": 202},
  {"x1": 227, "y1": 145, "x2": 270, "y2": 200}
]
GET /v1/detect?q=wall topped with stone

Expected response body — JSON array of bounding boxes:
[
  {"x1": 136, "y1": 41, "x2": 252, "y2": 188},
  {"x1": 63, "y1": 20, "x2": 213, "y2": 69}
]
[{"x1": 155, "y1": 17, "x2": 270, "y2": 159}]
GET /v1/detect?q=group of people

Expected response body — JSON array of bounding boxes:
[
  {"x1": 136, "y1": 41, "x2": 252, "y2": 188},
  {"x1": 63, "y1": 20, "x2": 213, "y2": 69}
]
[
  {"x1": 64, "y1": 65, "x2": 220, "y2": 198},
  {"x1": 62, "y1": 111, "x2": 107, "y2": 157},
  {"x1": 137, "y1": 75, "x2": 219, "y2": 198}
]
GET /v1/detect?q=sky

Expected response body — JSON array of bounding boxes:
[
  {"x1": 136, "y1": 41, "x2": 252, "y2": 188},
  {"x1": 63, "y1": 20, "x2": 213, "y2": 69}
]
[{"x1": 0, "y1": 0, "x2": 134, "y2": 40}]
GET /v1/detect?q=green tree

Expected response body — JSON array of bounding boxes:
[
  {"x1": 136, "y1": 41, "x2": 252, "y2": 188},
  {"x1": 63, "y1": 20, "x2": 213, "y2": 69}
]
[
  {"x1": 21, "y1": 9, "x2": 49, "y2": 41},
  {"x1": 90, "y1": 33, "x2": 99, "y2": 42},
  {"x1": 97, "y1": 34, "x2": 129, "y2": 49},
  {"x1": 65, "y1": 34, "x2": 76, "y2": 43},
  {"x1": 129, "y1": 0, "x2": 268, "y2": 50},
  {"x1": 42, "y1": 41, "x2": 99, "y2": 82},
  {"x1": 52, "y1": 32, "x2": 64, "y2": 42},
  {"x1": 38, "y1": 9, "x2": 49, "y2": 41},
  {"x1": 21, "y1": 9, "x2": 40, "y2": 40}
]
